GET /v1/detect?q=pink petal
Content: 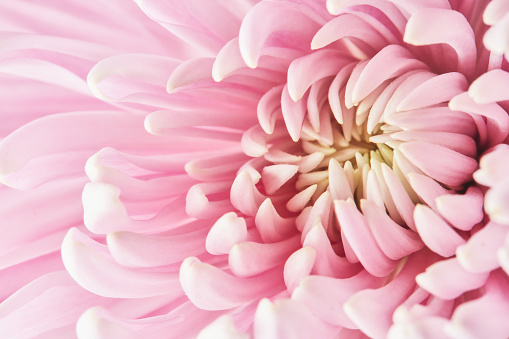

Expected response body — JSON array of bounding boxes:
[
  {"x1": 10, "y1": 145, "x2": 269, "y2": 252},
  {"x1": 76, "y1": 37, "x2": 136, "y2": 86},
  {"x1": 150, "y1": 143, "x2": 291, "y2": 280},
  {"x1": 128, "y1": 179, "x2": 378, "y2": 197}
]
[
  {"x1": 0, "y1": 111, "x2": 173, "y2": 189},
  {"x1": 385, "y1": 106, "x2": 478, "y2": 137},
  {"x1": 206, "y1": 212, "x2": 248, "y2": 255},
  {"x1": 328, "y1": 63, "x2": 355, "y2": 124},
  {"x1": 390, "y1": 130, "x2": 477, "y2": 158},
  {"x1": 0, "y1": 57, "x2": 90, "y2": 95},
  {"x1": 399, "y1": 141, "x2": 477, "y2": 188},
  {"x1": 327, "y1": 0, "x2": 408, "y2": 31},
  {"x1": 485, "y1": 179, "x2": 509, "y2": 225},
  {"x1": 381, "y1": 71, "x2": 436, "y2": 118},
  {"x1": 197, "y1": 315, "x2": 248, "y2": 339},
  {"x1": 261, "y1": 164, "x2": 299, "y2": 194},
  {"x1": 303, "y1": 220, "x2": 361, "y2": 278},
  {"x1": 257, "y1": 85, "x2": 284, "y2": 134},
  {"x1": 380, "y1": 163, "x2": 416, "y2": 230},
  {"x1": 0, "y1": 230, "x2": 66, "y2": 271},
  {"x1": 76, "y1": 305, "x2": 185, "y2": 339},
  {"x1": 186, "y1": 182, "x2": 235, "y2": 219},
  {"x1": 288, "y1": 49, "x2": 352, "y2": 101},
  {"x1": 446, "y1": 271, "x2": 509, "y2": 339},
  {"x1": 241, "y1": 125, "x2": 270, "y2": 157},
  {"x1": 255, "y1": 198, "x2": 297, "y2": 243},
  {"x1": 484, "y1": 0, "x2": 509, "y2": 25},
  {"x1": 345, "y1": 250, "x2": 436, "y2": 339},
  {"x1": 281, "y1": 85, "x2": 308, "y2": 141},
  {"x1": 436, "y1": 187, "x2": 483, "y2": 231},
  {"x1": 361, "y1": 199, "x2": 424, "y2": 260},
  {"x1": 474, "y1": 144, "x2": 509, "y2": 188},
  {"x1": 186, "y1": 152, "x2": 249, "y2": 182},
  {"x1": 483, "y1": 12, "x2": 509, "y2": 56},
  {"x1": 286, "y1": 184, "x2": 318, "y2": 213},
  {"x1": 231, "y1": 171, "x2": 266, "y2": 216},
  {"x1": 369, "y1": 159, "x2": 405, "y2": 226},
  {"x1": 88, "y1": 54, "x2": 179, "y2": 101},
  {"x1": 456, "y1": 222, "x2": 508, "y2": 273},
  {"x1": 0, "y1": 178, "x2": 84, "y2": 255},
  {"x1": 167, "y1": 57, "x2": 216, "y2": 92},
  {"x1": 238, "y1": 1, "x2": 320, "y2": 68},
  {"x1": 297, "y1": 152, "x2": 326, "y2": 173},
  {"x1": 305, "y1": 77, "x2": 331, "y2": 132},
  {"x1": 362, "y1": 170, "x2": 383, "y2": 211},
  {"x1": 311, "y1": 12, "x2": 389, "y2": 51},
  {"x1": 0, "y1": 271, "x2": 102, "y2": 339},
  {"x1": 416, "y1": 258, "x2": 489, "y2": 300},
  {"x1": 408, "y1": 173, "x2": 450, "y2": 212},
  {"x1": 253, "y1": 298, "x2": 339, "y2": 339},
  {"x1": 397, "y1": 72, "x2": 468, "y2": 111},
  {"x1": 328, "y1": 158, "x2": 354, "y2": 201},
  {"x1": 388, "y1": 316, "x2": 451, "y2": 339},
  {"x1": 179, "y1": 257, "x2": 284, "y2": 311},
  {"x1": 107, "y1": 227, "x2": 207, "y2": 268},
  {"x1": 0, "y1": 251, "x2": 63, "y2": 302},
  {"x1": 135, "y1": 0, "x2": 245, "y2": 53},
  {"x1": 83, "y1": 182, "x2": 189, "y2": 234},
  {"x1": 300, "y1": 191, "x2": 332, "y2": 240},
  {"x1": 404, "y1": 8, "x2": 476, "y2": 77},
  {"x1": 145, "y1": 107, "x2": 255, "y2": 133},
  {"x1": 229, "y1": 235, "x2": 300, "y2": 277},
  {"x1": 292, "y1": 270, "x2": 383, "y2": 328},
  {"x1": 283, "y1": 246, "x2": 316, "y2": 294},
  {"x1": 449, "y1": 92, "x2": 509, "y2": 148},
  {"x1": 469, "y1": 69, "x2": 509, "y2": 104},
  {"x1": 85, "y1": 152, "x2": 195, "y2": 201},
  {"x1": 498, "y1": 233, "x2": 509, "y2": 275},
  {"x1": 414, "y1": 205, "x2": 466, "y2": 257},
  {"x1": 351, "y1": 45, "x2": 426, "y2": 105},
  {"x1": 367, "y1": 70, "x2": 419, "y2": 134},
  {"x1": 62, "y1": 228, "x2": 181, "y2": 298},
  {"x1": 335, "y1": 200, "x2": 397, "y2": 277}
]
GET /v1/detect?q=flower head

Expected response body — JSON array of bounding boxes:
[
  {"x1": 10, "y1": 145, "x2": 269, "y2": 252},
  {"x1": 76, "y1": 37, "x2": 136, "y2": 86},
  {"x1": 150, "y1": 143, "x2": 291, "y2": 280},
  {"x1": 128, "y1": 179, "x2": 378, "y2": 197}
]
[{"x1": 2, "y1": 0, "x2": 509, "y2": 338}]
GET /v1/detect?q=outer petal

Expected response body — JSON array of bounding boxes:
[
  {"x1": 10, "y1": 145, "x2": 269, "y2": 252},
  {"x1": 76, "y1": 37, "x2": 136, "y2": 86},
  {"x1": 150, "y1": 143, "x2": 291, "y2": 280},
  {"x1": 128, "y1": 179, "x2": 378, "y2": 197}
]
[
  {"x1": 404, "y1": 8, "x2": 476, "y2": 77},
  {"x1": 180, "y1": 257, "x2": 284, "y2": 311},
  {"x1": 62, "y1": 228, "x2": 182, "y2": 298},
  {"x1": 253, "y1": 298, "x2": 339, "y2": 339}
]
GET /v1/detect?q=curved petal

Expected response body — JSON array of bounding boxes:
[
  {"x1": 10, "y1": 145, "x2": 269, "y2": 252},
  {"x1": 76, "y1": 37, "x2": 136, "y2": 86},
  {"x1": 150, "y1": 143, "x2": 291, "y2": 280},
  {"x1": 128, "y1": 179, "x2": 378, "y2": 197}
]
[
  {"x1": 404, "y1": 8, "x2": 476, "y2": 77},
  {"x1": 62, "y1": 228, "x2": 182, "y2": 298}
]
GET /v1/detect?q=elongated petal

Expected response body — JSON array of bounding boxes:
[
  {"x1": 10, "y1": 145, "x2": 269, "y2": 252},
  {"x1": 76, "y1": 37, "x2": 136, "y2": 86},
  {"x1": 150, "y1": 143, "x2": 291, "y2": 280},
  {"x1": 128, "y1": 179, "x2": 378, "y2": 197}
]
[
  {"x1": 238, "y1": 1, "x2": 320, "y2": 68},
  {"x1": 335, "y1": 200, "x2": 397, "y2": 277},
  {"x1": 62, "y1": 228, "x2": 181, "y2": 298},
  {"x1": 436, "y1": 187, "x2": 483, "y2": 231},
  {"x1": 229, "y1": 235, "x2": 300, "y2": 277},
  {"x1": 416, "y1": 258, "x2": 489, "y2": 300},
  {"x1": 361, "y1": 199, "x2": 423, "y2": 260},
  {"x1": 351, "y1": 45, "x2": 426, "y2": 105},
  {"x1": 345, "y1": 251, "x2": 436, "y2": 339},
  {"x1": 397, "y1": 72, "x2": 468, "y2": 111},
  {"x1": 399, "y1": 142, "x2": 477, "y2": 188},
  {"x1": 456, "y1": 222, "x2": 508, "y2": 273},
  {"x1": 197, "y1": 315, "x2": 248, "y2": 339},
  {"x1": 180, "y1": 257, "x2": 284, "y2": 311},
  {"x1": 283, "y1": 246, "x2": 316, "y2": 293},
  {"x1": 107, "y1": 228, "x2": 207, "y2": 267},
  {"x1": 253, "y1": 299, "x2": 338, "y2": 339},
  {"x1": 446, "y1": 271, "x2": 509, "y2": 339},
  {"x1": 404, "y1": 8, "x2": 476, "y2": 76},
  {"x1": 414, "y1": 205, "x2": 465, "y2": 257},
  {"x1": 469, "y1": 69, "x2": 509, "y2": 104},
  {"x1": 292, "y1": 270, "x2": 383, "y2": 328}
]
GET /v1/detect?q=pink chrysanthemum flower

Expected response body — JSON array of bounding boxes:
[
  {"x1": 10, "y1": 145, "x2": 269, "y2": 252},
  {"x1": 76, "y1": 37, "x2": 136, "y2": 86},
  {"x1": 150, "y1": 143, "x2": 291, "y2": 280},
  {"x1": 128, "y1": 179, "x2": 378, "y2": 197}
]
[{"x1": 2, "y1": 0, "x2": 509, "y2": 338}]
